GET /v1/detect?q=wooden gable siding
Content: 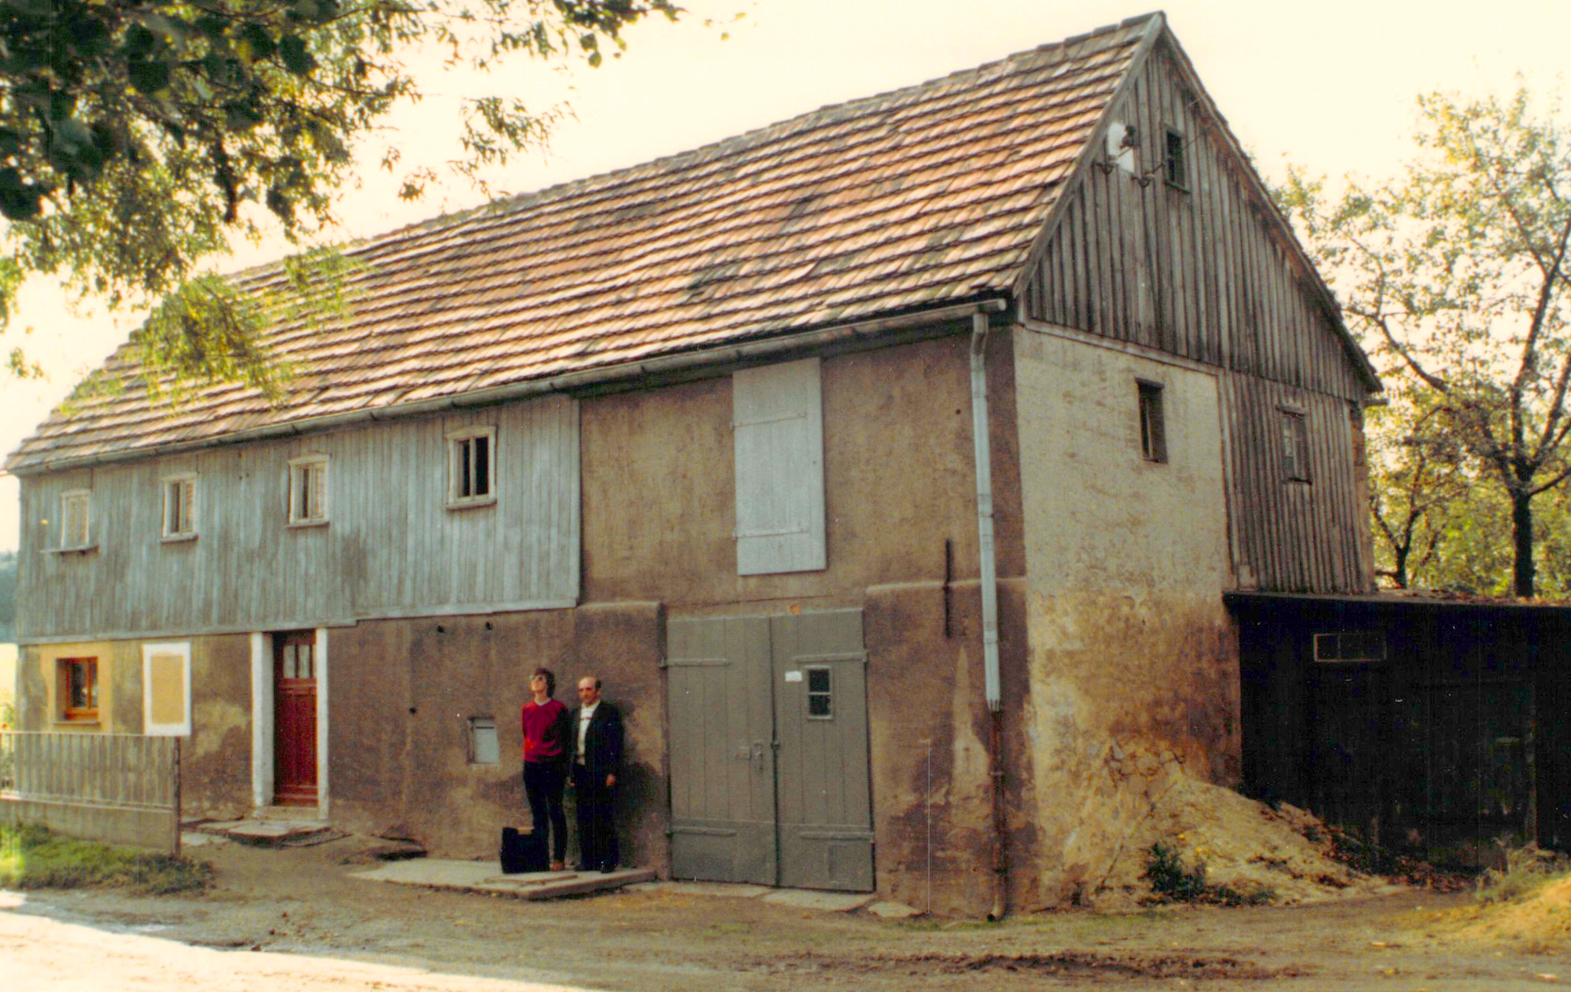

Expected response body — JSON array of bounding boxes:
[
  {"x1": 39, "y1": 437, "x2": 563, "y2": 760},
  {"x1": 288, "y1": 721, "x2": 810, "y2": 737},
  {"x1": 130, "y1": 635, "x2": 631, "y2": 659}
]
[
  {"x1": 1220, "y1": 374, "x2": 1371, "y2": 593},
  {"x1": 1021, "y1": 44, "x2": 1366, "y2": 403},
  {"x1": 17, "y1": 395, "x2": 579, "y2": 642}
]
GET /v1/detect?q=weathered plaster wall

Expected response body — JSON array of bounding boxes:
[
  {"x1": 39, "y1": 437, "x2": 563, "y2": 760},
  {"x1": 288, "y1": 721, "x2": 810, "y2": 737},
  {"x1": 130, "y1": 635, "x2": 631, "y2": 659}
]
[
  {"x1": 327, "y1": 604, "x2": 667, "y2": 867},
  {"x1": 17, "y1": 634, "x2": 254, "y2": 820},
  {"x1": 1012, "y1": 326, "x2": 1240, "y2": 904},
  {"x1": 864, "y1": 577, "x2": 1037, "y2": 916},
  {"x1": 581, "y1": 332, "x2": 1024, "y2": 609}
]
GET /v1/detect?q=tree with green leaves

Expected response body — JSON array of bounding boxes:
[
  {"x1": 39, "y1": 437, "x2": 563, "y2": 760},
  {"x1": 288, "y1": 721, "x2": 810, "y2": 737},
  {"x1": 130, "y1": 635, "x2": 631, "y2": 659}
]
[
  {"x1": 0, "y1": 0, "x2": 683, "y2": 389},
  {"x1": 1281, "y1": 88, "x2": 1571, "y2": 598}
]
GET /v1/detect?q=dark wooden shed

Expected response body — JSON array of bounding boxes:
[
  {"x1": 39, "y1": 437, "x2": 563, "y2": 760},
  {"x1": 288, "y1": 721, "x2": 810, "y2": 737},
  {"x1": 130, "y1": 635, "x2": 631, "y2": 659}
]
[{"x1": 1229, "y1": 592, "x2": 1571, "y2": 867}]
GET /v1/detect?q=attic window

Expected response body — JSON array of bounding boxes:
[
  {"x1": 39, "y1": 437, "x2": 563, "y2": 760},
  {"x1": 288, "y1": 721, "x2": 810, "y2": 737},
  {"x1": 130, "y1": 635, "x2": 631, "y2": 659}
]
[
  {"x1": 1164, "y1": 128, "x2": 1188, "y2": 190},
  {"x1": 1137, "y1": 380, "x2": 1167, "y2": 463},
  {"x1": 448, "y1": 427, "x2": 496, "y2": 509}
]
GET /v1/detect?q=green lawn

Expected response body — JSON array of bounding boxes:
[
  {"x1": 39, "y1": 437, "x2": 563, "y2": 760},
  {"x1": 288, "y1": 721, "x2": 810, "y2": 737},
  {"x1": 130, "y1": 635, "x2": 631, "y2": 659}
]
[{"x1": 0, "y1": 823, "x2": 212, "y2": 895}]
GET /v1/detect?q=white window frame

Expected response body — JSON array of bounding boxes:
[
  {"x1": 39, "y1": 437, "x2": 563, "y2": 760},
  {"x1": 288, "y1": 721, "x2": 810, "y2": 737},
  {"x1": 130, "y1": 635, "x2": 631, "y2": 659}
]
[
  {"x1": 161, "y1": 473, "x2": 198, "y2": 542},
  {"x1": 59, "y1": 489, "x2": 93, "y2": 551},
  {"x1": 287, "y1": 455, "x2": 330, "y2": 527},
  {"x1": 447, "y1": 426, "x2": 497, "y2": 510},
  {"x1": 142, "y1": 641, "x2": 192, "y2": 736}
]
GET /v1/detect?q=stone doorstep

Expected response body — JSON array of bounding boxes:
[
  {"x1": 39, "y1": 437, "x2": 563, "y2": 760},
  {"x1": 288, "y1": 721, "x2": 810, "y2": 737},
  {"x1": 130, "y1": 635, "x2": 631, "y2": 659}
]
[
  {"x1": 350, "y1": 858, "x2": 656, "y2": 901},
  {"x1": 187, "y1": 817, "x2": 333, "y2": 847}
]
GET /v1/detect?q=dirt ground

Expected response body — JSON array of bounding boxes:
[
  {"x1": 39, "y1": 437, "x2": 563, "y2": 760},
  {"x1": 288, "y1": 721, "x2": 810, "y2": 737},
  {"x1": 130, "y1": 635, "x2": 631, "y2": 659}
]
[{"x1": 1, "y1": 835, "x2": 1565, "y2": 992}]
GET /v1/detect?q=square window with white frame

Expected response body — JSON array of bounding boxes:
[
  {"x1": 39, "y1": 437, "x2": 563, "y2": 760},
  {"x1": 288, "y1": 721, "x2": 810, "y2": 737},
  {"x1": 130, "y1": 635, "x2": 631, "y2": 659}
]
[
  {"x1": 59, "y1": 489, "x2": 92, "y2": 550},
  {"x1": 447, "y1": 427, "x2": 496, "y2": 508},
  {"x1": 288, "y1": 456, "x2": 329, "y2": 525},
  {"x1": 162, "y1": 474, "x2": 197, "y2": 540}
]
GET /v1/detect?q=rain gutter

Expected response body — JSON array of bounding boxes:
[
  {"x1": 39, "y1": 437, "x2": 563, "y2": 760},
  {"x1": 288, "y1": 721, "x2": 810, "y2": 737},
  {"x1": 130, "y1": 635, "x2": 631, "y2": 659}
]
[{"x1": 969, "y1": 309, "x2": 1008, "y2": 920}]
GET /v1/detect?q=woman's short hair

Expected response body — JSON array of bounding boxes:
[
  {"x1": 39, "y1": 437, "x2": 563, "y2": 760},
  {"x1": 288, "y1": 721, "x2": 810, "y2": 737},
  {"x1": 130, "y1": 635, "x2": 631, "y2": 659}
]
[{"x1": 531, "y1": 667, "x2": 556, "y2": 697}]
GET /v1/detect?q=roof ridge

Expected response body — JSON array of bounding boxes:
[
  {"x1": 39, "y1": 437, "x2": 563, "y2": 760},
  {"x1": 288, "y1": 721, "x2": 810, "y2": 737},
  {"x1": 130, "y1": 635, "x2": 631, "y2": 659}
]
[{"x1": 320, "y1": 13, "x2": 1160, "y2": 260}]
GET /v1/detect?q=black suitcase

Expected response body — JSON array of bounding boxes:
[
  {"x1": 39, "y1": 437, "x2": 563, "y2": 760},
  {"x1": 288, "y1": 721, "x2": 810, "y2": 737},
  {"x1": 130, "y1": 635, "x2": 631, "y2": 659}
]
[{"x1": 499, "y1": 826, "x2": 549, "y2": 873}]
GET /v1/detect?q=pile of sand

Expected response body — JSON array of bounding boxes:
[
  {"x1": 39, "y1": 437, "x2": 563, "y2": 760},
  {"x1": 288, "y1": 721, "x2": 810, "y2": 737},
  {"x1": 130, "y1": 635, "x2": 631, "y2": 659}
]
[
  {"x1": 1090, "y1": 776, "x2": 1400, "y2": 909},
  {"x1": 1433, "y1": 876, "x2": 1571, "y2": 949}
]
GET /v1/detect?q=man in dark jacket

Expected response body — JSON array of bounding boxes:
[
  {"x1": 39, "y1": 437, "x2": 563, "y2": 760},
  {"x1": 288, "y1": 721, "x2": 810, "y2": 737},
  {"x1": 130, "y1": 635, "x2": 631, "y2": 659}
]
[{"x1": 569, "y1": 675, "x2": 623, "y2": 872}]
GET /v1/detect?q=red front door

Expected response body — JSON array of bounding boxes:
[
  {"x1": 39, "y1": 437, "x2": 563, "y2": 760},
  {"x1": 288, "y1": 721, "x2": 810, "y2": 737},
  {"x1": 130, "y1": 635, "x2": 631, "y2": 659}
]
[{"x1": 273, "y1": 631, "x2": 318, "y2": 806}]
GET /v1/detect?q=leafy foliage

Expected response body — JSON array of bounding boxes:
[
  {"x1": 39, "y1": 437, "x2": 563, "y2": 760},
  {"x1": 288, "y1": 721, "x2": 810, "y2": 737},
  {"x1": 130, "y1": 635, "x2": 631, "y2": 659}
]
[
  {"x1": 1281, "y1": 88, "x2": 1571, "y2": 596},
  {"x1": 1140, "y1": 842, "x2": 1274, "y2": 907},
  {"x1": 0, "y1": 0, "x2": 681, "y2": 389}
]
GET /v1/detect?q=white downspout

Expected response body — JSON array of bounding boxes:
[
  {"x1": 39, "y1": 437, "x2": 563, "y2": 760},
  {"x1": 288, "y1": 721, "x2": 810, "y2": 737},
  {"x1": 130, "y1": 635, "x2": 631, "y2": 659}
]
[{"x1": 969, "y1": 310, "x2": 1008, "y2": 919}]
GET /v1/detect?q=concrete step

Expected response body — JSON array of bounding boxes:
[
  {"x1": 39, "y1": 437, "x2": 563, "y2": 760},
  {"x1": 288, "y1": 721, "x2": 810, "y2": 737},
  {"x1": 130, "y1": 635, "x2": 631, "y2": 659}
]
[{"x1": 350, "y1": 858, "x2": 657, "y2": 901}]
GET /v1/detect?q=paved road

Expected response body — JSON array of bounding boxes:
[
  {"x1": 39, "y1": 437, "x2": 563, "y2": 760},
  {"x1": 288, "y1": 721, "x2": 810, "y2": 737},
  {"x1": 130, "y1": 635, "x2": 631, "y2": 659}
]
[{"x1": 0, "y1": 893, "x2": 592, "y2": 992}]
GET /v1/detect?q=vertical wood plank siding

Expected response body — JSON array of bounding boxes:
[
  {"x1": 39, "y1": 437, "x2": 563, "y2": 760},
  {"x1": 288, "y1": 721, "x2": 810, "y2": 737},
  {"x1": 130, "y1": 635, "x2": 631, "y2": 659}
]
[
  {"x1": 1218, "y1": 374, "x2": 1370, "y2": 593},
  {"x1": 1026, "y1": 46, "x2": 1364, "y2": 403},
  {"x1": 1023, "y1": 44, "x2": 1373, "y2": 593},
  {"x1": 17, "y1": 395, "x2": 579, "y2": 641}
]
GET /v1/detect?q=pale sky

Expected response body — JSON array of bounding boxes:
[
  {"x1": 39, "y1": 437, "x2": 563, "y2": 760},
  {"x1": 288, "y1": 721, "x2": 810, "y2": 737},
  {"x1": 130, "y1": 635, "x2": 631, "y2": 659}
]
[{"x1": 2, "y1": 0, "x2": 1568, "y2": 552}]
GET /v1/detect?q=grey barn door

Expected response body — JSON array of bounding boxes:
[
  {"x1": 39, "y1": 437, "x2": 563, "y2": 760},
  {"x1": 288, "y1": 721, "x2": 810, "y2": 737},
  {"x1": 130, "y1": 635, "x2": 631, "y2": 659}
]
[
  {"x1": 666, "y1": 616, "x2": 778, "y2": 886},
  {"x1": 667, "y1": 609, "x2": 872, "y2": 891}
]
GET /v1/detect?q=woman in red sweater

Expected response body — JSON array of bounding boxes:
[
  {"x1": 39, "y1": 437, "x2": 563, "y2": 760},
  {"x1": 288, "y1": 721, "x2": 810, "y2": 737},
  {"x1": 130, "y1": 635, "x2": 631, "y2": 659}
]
[{"x1": 521, "y1": 667, "x2": 572, "y2": 871}]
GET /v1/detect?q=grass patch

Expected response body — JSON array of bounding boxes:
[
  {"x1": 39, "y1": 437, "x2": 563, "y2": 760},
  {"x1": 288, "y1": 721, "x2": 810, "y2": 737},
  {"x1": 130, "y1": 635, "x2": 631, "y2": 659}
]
[
  {"x1": 0, "y1": 823, "x2": 213, "y2": 895},
  {"x1": 1476, "y1": 843, "x2": 1571, "y2": 905},
  {"x1": 1141, "y1": 842, "x2": 1274, "y2": 907}
]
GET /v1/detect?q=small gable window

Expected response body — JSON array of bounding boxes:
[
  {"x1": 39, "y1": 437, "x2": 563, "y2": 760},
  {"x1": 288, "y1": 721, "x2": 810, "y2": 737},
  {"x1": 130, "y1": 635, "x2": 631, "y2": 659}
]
[
  {"x1": 288, "y1": 455, "x2": 329, "y2": 526},
  {"x1": 1280, "y1": 409, "x2": 1311, "y2": 483},
  {"x1": 447, "y1": 427, "x2": 496, "y2": 509},
  {"x1": 1137, "y1": 380, "x2": 1167, "y2": 463},
  {"x1": 1164, "y1": 128, "x2": 1188, "y2": 190},
  {"x1": 162, "y1": 475, "x2": 197, "y2": 541}
]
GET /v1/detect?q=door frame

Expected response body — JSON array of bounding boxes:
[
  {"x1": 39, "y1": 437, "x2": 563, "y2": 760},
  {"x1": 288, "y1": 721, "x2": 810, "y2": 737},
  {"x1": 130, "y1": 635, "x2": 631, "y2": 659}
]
[{"x1": 250, "y1": 628, "x2": 330, "y2": 815}]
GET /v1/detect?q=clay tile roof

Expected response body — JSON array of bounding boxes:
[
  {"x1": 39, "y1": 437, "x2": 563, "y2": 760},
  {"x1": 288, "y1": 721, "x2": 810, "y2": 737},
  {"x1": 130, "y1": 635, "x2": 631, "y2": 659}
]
[{"x1": 6, "y1": 13, "x2": 1159, "y2": 474}]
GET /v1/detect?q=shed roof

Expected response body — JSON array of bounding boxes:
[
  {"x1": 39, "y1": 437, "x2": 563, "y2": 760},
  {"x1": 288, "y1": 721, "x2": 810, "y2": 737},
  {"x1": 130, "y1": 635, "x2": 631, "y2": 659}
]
[{"x1": 10, "y1": 13, "x2": 1165, "y2": 473}]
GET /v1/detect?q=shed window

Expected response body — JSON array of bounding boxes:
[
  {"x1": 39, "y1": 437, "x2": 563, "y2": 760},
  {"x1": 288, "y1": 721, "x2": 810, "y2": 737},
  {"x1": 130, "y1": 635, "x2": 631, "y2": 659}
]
[
  {"x1": 58, "y1": 657, "x2": 98, "y2": 721},
  {"x1": 1137, "y1": 380, "x2": 1167, "y2": 463},
  {"x1": 1280, "y1": 410, "x2": 1311, "y2": 483},
  {"x1": 162, "y1": 475, "x2": 197, "y2": 540},
  {"x1": 1314, "y1": 632, "x2": 1386, "y2": 663},
  {"x1": 448, "y1": 427, "x2": 496, "y2": 508},
  {"x1": 288, "y1": 456, "x2": 329, "y2": 525},
  {"x1": 60, "y1": 490, "x2": 91, "y2": 550},
  {"x1": 1163, "y1": 128, "x2": 1188, "y2": 190}
]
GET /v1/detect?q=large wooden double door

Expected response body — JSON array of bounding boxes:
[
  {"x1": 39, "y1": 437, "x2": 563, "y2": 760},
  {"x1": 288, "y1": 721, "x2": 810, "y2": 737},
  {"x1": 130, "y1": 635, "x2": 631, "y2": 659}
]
[
  {"x1": 667, "y1": 610, "x2": 873, "y2": 891},
  {"x1": 273, "y1": 630, "x2": 318, "y2": 806}
]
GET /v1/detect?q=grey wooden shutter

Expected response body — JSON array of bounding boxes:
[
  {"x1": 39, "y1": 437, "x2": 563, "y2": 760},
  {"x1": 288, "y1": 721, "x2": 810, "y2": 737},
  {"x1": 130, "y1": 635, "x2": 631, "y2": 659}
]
[{"x1": 732, "y1": 357, "x2": 826, "y2": 575}]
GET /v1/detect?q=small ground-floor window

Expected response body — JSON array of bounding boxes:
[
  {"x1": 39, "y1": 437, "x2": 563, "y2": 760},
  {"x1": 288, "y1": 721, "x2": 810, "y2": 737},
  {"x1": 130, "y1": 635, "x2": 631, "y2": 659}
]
[{"x1": 58, "y1": 657, "x2": 98, "y2": 721}]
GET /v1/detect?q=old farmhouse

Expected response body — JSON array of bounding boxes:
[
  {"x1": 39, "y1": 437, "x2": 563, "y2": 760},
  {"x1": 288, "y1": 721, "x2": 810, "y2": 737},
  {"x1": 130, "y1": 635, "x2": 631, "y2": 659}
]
[{"x1": 6, "y1": 13, "x2": 1383, "y2": 913}]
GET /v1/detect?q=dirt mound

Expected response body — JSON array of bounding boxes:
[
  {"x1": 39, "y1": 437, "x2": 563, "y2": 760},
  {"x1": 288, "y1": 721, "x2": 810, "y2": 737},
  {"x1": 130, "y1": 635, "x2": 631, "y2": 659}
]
[
  {"x1": 1434, "y1": 876, "x2": 1571, "y2": 950},
  {"x1": 1090, "y1": 777, "x2": 1400, "y2": 909}
]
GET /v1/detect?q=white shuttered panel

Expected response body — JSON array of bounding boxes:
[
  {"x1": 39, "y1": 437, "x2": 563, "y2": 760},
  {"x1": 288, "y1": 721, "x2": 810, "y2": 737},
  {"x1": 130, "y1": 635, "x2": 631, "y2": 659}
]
[{"x1": 733, "y1": 358, "x2": 826, "y2": 575}]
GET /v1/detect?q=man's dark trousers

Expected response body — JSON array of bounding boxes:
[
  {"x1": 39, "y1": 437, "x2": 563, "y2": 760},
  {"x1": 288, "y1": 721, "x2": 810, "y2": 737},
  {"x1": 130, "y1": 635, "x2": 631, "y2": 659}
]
[{"x1": 572, "y1": 763, "x2": 618, "y2": 871}]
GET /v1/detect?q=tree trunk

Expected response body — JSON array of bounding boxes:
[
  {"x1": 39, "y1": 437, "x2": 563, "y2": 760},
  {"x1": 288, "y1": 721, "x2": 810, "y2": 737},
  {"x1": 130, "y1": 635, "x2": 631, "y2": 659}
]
[{"x1": 1512, "y1": 491, "x2": 1535, "y2": 597}]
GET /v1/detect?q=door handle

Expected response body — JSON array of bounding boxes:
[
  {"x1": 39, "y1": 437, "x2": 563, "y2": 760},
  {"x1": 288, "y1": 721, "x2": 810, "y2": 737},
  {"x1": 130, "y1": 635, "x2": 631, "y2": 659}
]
[{"x1": 751, "y1": 741, "x2": 765, "y2": 775}]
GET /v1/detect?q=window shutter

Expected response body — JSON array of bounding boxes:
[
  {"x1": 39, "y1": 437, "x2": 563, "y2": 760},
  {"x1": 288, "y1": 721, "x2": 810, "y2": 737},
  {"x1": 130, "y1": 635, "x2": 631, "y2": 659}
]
[
  {"x1": 181, "y1": 479, "x2": 194, "y2": 532},
  {"x1": 732, "y1": 357, "x2": 826, "y2": 575},
  {"x1": 309, "y1": 461, "x2": 325, "y2": 519}
]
